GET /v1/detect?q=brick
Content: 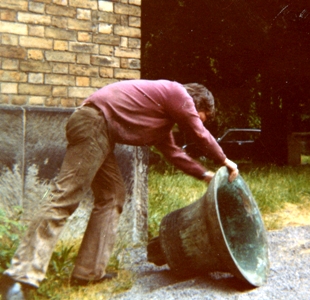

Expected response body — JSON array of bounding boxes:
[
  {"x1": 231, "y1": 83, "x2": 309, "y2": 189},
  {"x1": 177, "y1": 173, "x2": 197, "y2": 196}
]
[
  {"x1": 0, "y1": 70, "x2": 27, "y2": 82},
  {"x1": 99, "y1": 67, "x2": 113, "y2": 78},
  {"x1": 29, "y1": 96, "x2": 45, "y2": 105},
  {"x1": 2, "y1": 59, "x2": 19, "y2": 70},
  {"x1": 29, "y1": 2, "x2": 45, "y2": 14},
  {"x1": 2, "y1": 34, "x2": 19, "y2": 46},
  {"x1": 61, "y1": 98, "x2": 76, "y2": 107},
  {"x1": 91, "y1": 78, "x2": 117, "y2": 88},
  {"x1": 120, "y1": 15, "x2": 129, "y2": 26},
  {"x1": 0, "y1": 45, "x2": 26, "y2": 59},
  {"x1": 53, "y1": 63, "x2": 69, "y2": 74},
  {"x1": 68, "y1": 19, "x2": 92, "y2": 31},
  {"x1": 18, "y1": 12, "x2": 51, "y2": 26},
  {"x1": 1, "y1": 10, "x2": 17, "y2": 21},
  {"x1": 93, "y1": 34, "x2": 120, "y2": 46},
  {"x1": 54, "y1": 40, "x2": 69, "y2": 51},
  {"x1": 121, "y1": 58, "x2": 140, "y2": 69},
  {"x1": 11, "y1": 95, "x2": 27, "y2": 105},
  {"x1": 20, "y1": 61, "x2": 52, "y2": 73},
  {"x1": 77, "y1": 54, "x2": 90, "y2": 64},
  {"x1": 77, "y1": 9, "x2": 91, "y2": 20},
  {"x1": 98, "y1": 1, "x2": 113, "y2": 12},
  {"x1": 78, "y1": 32, "x2": 92, "y2": 42},
  {"x1": 1, "y1": 83, "x2": 18, "y2": 94},
  {"x1": 27, "y1": 50, "x2": 44, "y2": 60},
  {"x1": 45, "y1": 27, "x2": 76, "y2": 40},
  {"x1": 68, "y1": 87, "x2": 97, "y2": 98},
  {"x1": 53, "y1": 0, "x2": 68, "y2": 6},
  {"x1": 69, "y1": 0, "x2": 98, "y2": 10},
  {"x1": 99, "y1": 45, "x2": 113, "y2": 56},
  {"x1": 115, "y1": 3, "x2": 141, "y2": 17},
  {"x1": 114, "y1": 25, "x2": 140, "y2": 38},
  {"x1": 20, "y1": 36, "x2": 53, "y2": 49},
  {"x1": 97, "y1": 11, "x2": 121, "y2": 24},
  {"x1": 29, "y1": 73, "x2": 44, "y2": 84},
  {"x1": 129, "y1": 37, "x2": 140, "y2": 48},
  {"x1": 114, "y1": 68, "x2": 140, "y2": 79},
  {"x1": 0, "y1": 21, "x2": 27, "y2": 35},
  {"x1": 45, "y1": 74, "x2": 75, "y2": 86},
  {"x1": 69, "y1": 64, "x2": 98, "y2": 77},
  {"x1": 30, "y1": 0, "x2": 51, "y2": 3},
  {"x1": 46, "y1": 97, "x2": 61, "y2": 106},
  {"x1": 129, "y1": 0, "x2": 141, "y2": 5},
  {"x1": 19, "y1": 83, "x2": 52, "y2": 96},
  {"x1": 120, "y1": 37, "x2": 128, "y2": 47},
  {"x1": 99, "y1": 24, "x2": 113, "y2": 34},
  {"x1": 53, "y1": 86, "x2": 68, "y2": 97},
  {"x1": 76, "y1": 98, "x2": 84, "y2": 106},
  {"x1": 115, "y1": 47, "x2": 140, "y2": 58},
  {"x1": 69, "y1": 42, "x2": 99, "y2": 54},
  {"x1": 29, "y1": 25, "x2": 45, "y2": 37},
  {"x1": 0, "y1": 95, "x2": 10, "y2": 104},
  {"x1": 51, "y1": 16, "x2": 68, "y2": 28},
  {"x1": 0, "y1": 0, "x2": 28, "y2": 11},
  {"x1": 76, "y1": 76, "x2": 90, "y2": 86},
  {"x1": 129, "y1": 16, "x2": 140, "y2": 27},
  {"x1": 46, "y1": 4, "x2": 76, "y2": 17},
  {"x1": 91, "y1": 55, "x2": 120, "y2": 68},
  {"x1": 45, "y1": 51, "x2": 76, "y2": 63}
]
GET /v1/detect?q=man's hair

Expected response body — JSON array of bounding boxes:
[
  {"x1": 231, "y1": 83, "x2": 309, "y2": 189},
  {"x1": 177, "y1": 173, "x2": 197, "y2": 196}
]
[{"x1": 183, "y1": 83, "x2": 215, "y2": 118}]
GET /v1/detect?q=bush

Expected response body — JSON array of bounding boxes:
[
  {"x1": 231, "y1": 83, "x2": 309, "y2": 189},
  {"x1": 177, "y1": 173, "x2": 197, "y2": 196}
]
[{"x1": 0, "y1": 207, "x2": 26, "y2": 274}]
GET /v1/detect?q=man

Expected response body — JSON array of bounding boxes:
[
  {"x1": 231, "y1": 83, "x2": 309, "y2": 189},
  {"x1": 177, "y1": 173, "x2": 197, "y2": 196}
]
[{"x1": 1, "y1": 80, "x2": 238, "y2": 299}]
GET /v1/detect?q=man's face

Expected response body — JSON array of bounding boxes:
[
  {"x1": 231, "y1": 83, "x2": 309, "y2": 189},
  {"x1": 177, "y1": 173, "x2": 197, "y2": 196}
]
[
  {"x1": 198, "y1": 111, "x2": 213, "y2": 123},
  {"x1": 198, "y1": 111, "x2": 207, "y2": 123}
]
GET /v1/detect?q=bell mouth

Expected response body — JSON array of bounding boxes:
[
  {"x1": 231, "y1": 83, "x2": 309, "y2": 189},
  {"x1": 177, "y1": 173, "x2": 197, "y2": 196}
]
[{"x1": 213, "y1": 167, "x2": 270, "y2": 287}]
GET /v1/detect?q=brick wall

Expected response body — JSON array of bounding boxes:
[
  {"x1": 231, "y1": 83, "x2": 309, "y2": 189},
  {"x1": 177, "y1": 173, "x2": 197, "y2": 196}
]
[
  {"x1": 0, "y1": 0, "x2": 141, "y2": 108},
  {"x1": 0, "y1": 1, "x2": 148, "y2": 249}
]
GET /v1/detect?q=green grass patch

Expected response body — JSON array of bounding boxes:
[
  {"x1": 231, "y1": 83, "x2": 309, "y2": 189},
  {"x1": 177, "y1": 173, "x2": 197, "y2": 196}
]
[
  {"x1": 301, "y1": 155, "x2": 310, "y2": 164},
  {"x1": 148, "y1": 163, "x2": 310, "y2": 236}
]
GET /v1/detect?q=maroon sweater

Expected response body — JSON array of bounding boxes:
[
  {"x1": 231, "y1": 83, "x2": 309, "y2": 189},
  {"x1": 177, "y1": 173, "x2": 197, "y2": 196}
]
[{"x1": 83, "y1": 79, "x2": 226, "y2": 179}]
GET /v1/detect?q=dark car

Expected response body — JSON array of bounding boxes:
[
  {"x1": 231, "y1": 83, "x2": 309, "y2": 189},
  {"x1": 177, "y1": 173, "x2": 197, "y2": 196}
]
[
  {"x1": 179, "y1": 128, "x2": 262, "y2": 161},
  {"x1": 217, "y1": 128, "x2": 262, "y2": 161}
]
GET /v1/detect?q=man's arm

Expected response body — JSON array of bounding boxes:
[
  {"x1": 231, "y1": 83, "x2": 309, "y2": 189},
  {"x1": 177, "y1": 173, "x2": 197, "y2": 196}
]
[
  {"x1": 154, "y1": 132, "x2": 210, "y2": 180},
  {"x1": 156, "y1": 132, "x2": 239, "y2": 183}
]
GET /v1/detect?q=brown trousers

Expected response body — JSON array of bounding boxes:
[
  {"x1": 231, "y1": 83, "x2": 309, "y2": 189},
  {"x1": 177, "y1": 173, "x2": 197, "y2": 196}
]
[{"x1": 4, "y1": 105, "x2": 126, "y2": 287}]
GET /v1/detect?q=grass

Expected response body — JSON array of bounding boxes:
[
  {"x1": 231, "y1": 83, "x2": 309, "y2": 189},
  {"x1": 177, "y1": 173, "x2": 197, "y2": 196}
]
[{"x1": 148, "y1": 161, "x2": 310, "y2": 236}]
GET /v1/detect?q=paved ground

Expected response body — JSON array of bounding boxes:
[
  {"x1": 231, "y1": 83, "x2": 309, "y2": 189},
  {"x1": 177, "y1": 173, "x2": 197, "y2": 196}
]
[{"x1": 111, "y1": 226, "x2": 310, "y2": 300}]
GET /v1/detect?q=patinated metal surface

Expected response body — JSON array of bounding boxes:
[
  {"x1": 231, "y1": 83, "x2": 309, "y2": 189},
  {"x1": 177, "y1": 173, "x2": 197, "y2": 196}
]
[{"x1": 148, "y1": 166, "x2": 269, "y2": 287}]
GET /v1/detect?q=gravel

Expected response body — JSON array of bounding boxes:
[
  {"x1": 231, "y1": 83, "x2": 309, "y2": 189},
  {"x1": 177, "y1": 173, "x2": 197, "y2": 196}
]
[{"x1": 111, "y1": 226, "x2": 310, "y2": 300}]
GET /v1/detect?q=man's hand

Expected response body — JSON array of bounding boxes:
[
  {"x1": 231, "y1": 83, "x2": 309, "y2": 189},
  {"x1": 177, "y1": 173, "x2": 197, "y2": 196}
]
[
  {"x1": 202, "y1": 171, "x2": 215, "y2": 183},
  {"x1": 224, "y1": 158, "x2": 239, "y2": 182}
]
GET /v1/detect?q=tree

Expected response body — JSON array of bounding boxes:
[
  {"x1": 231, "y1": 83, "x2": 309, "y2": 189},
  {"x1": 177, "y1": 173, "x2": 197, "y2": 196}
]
[{"x1": 141, "y1": 0, "x2": 310, "y2": 163}]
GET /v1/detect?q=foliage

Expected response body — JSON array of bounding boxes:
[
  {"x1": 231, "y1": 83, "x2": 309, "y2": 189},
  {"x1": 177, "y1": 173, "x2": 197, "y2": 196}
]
[
  {"x1": 148, "y1": 163, "x2": 210, "y2": 238},
  {"x1": 35, "y1": 243, "x2": 76, "y2": 299},
  {"x1": 0, "y1": 207, "x2": 25, "y2": 274},
  {"x1": 142, "y1": 0, "x2": 310, "y2": 163},
  {"x1": 148, "y1": 163, "x2": 310, "y2": 234}
]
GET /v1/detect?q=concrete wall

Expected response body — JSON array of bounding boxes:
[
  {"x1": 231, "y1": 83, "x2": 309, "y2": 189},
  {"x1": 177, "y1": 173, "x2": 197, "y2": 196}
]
[{"x1": 0, "y1": 106, "x2": 149, "y2": 253}]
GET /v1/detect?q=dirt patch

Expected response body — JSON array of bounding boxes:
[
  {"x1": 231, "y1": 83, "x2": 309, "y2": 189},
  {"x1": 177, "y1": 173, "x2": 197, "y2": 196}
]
[{"x1": 264, "y1": 202, "x2": 310, "y2": 229}]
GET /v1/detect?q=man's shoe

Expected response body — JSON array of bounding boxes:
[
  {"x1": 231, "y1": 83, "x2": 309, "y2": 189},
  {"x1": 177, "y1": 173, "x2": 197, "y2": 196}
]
[
  {"x1": 70, "y1": 272, "x2": 117, "y2": 286},
  {"x1": 0, "y1": 276, "x2": 36, "y2": 300}
]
